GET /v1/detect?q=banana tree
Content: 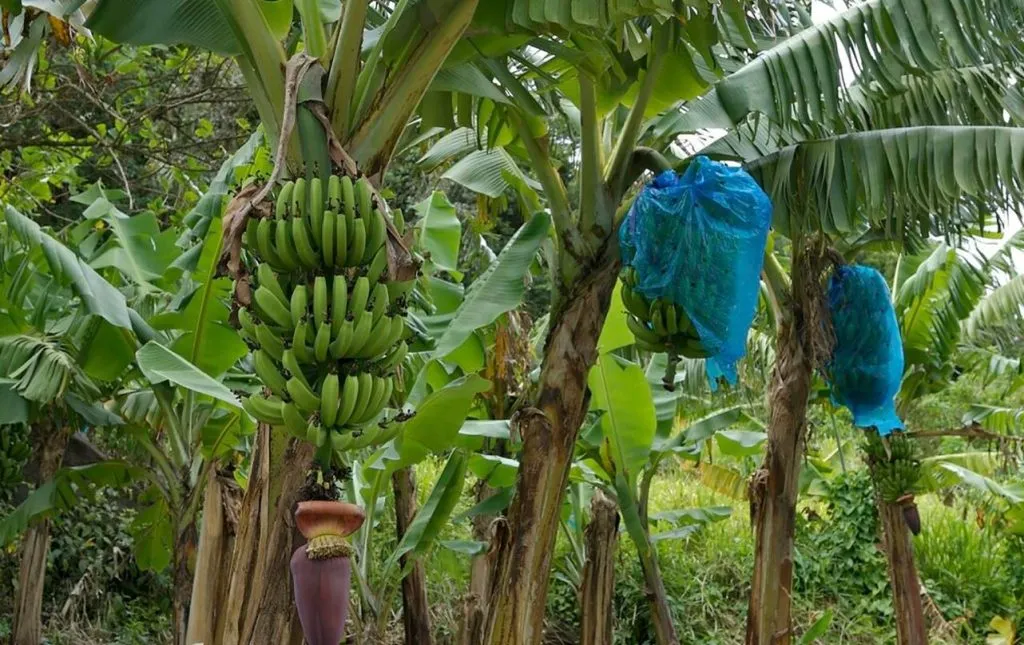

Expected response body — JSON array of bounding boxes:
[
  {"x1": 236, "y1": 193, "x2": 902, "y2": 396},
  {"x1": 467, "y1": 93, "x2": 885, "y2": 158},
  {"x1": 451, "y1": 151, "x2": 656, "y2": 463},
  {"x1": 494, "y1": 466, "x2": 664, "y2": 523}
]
[
  {"x1": 892, "y1": 231, "x2": 1024, "y2": 410},
  {"x1": 408, "y1": 5, "x2": 818, "y2": 640},
  {"x1": 0, "y1": 132, "x2": 261, "y2": 645},
  {"x1": 636, "y1": 0, "x2": 1024, "y2": 640},
  {"x1": 0, "y1": 217, "x2": 121, "y2": 645},
  {"x1": 76, "y1": 2, "x2": 493, "y2": 640}
]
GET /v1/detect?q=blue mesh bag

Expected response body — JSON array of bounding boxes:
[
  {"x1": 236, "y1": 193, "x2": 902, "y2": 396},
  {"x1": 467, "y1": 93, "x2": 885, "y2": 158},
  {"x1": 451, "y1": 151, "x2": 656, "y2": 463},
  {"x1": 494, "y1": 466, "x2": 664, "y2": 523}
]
[
  {"x1": 619, "y1": 156, "x2": 772, "y2": 385},
  {"x1": 826, "y1": 265, "x2": 905, "y2": 435}
]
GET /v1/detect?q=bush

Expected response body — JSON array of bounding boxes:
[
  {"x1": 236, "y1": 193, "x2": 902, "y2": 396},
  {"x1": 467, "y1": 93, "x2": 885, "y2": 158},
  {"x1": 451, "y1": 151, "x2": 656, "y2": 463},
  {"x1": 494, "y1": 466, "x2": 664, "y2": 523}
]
[
  {"x1": 794, "y1": 469, "x2": 891, "y2": 615},
  {"x1": 44, "y1": 490, "x2": 172, "y2": 643},
  {"x1": 914, "y1": 502, "x2": 1016, "y2": 638}
]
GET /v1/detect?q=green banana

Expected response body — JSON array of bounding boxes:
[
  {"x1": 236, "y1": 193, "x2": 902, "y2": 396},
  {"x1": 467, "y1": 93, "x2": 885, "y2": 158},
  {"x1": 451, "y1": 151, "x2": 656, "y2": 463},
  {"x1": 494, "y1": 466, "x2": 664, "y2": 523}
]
[
  {"x1": 361, "y1": 313, "x2": 403, "y2": 358},
  {"x1": 281, "y1": 349, "x2": 309, "y2": 387},
  {"x1": 350, "y1": 425, "x2": 382, "y2": 450},
  {"x1": 281, "y1": 402, "x2": 308, "y2": 438},
  {"x1": 287, "y1": 376, "x2": 321, "y2": 413},
  {"x1": 253, "y1": 350, "x2": 288, "y2": 398},
  {"x1": 273, "y1": 218, "x2": 300, "y2": 270},
  {"x1": 238, "y1": 307, "x2": 258, "y2": 342},
  {"x1": 292, "y1": 177, "x2": 307, "y2": 218},
  {"x1": 354, "y1": 376, "x2": 386, "y2": 424},
  {"x1": 330, "y1": 430, "x2": 353, "y2": 452},
  {"x1": 254, "y1": 323, "x2": 285, "y2": 361},
  {"x1": 257, "y1": 263, "x2": 289, "y2": 306},
  {"x1": 665, "y1": 303, "x2": 678, "y2": 335},
  {"x1": 292, "y1": 320, "x2": 314, "y2": 363},
  {"x1": 366, "y1": 246, "x2": 388, "y2": 287},
  {"x1": 331, "y1": 276, "x2": 348, "y2": 336},
  {"x1": 308, "y1": 177, "x2": 324, "y2": 246},
  {"x1": 347, "y1": 311, "x2": 373, "y2": 357},
  {"x1": 355, "y1": 177, "x2": 373, "y2": 220},
  {"x1": 313, "y1": 276, "x2": 328, "y2": 328},
  {"x1": 350, "y1": 276, "x2": 370, "y2": 317},
  {"x1": 341, "y1": 175, "x2": 355, "y2": 227},
  {"x1": 314, "y1": 321, "x2": 331, "y2": 362},
  {"x1": 371, "y1": 283, "x2": 390, "y2": 324},
  {"x1": 290, "y1": 284, "x2": 308, "y2": 329},
  {"x1": 305, "y1": 421, "x2": 320, "y2": 445},
  {"x1": 327, "y1": 174, "x2": 341, "y2": 211},
  {"x1": 386, "y1": 279, "x2": 414, "y2": 303},
  {"x1": 292, "y1": 217, "x2": 320, "y2": 269},
  {"x1": 245, "y1": 218, "x2": 259, "y2": 252},
  {"x1": 329, "y1": 320, "x2": 354, "y2": 359},
  {"x1": 354, "y1": 314, "x2": 389, "y2": 358},
  {"x1": 364, "y1": 209, "x2": 386, "y2": 262},
  {"x1": 680, "y1": 337, "x2": 710, "y2": 359},
  {"x1": 378, "y1": 377, "x2": 395, "y2": 414},
  {"x1": 275, "y1": 181, "x2": 295, "y2": 220},
  {"x1": 347, "y1": 218, "x2": 366, "y2": 267},
  {"x1": 627, "y1": 315, "x2": 663, "y2": 347},
  {"x1": 336, "y1": 374, "x2": 360, "y2": 425},
  {"x1": 349, "y1": 372, "x2": 374, "y2": 424},
  {"x1": 255, "y1": 219, "x2": 285, "y2": 271},
  {"x1": 244, "y1": 395, "x2": 285, "y2": 425},
  {"x1": 650, "y1": 301, "x2": 668, "y2": 336},
  {"x1": 379, "y1": 340, "x2": 408, "y2": 371},
  {"x1": 320, "y1": 373, "x2": 339, "y2": 427},
  {"x1": 254, "y1": 286, "x2": 294, "y2": 330},
  {"x1": 333, "y1": 208, "x2": 348, "y2": 268},
  {"x1": 321, "y1": 210, "x2": 335, "y2": 266},
  {"x1": 330, "y1": 430, "x2": 354, "y2": 452}
]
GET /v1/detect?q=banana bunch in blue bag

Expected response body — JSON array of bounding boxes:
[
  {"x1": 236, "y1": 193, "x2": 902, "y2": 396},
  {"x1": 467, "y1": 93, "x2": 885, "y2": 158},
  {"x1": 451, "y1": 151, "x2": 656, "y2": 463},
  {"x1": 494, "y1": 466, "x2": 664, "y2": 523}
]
[
  {"x1": 620, "y1": 267, "x2": 709, "y2": 359},
  {"x1": 618, "y1": 157, "x2": 773, "y2": 390},
  {"x1": 240, "y1": 174, "x2": 415, "y2": 460}
]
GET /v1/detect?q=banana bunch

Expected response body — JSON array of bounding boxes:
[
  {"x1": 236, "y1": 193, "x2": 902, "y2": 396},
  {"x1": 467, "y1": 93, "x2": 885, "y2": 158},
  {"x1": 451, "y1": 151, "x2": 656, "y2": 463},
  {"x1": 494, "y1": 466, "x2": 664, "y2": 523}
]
[
  {"x1": 863, "y1": 431, "x2": 921, "y2": 504},
  {"x1": 241, "y1": 174, "x2": 414, "y2": 460},
  {"x1": 0, "y1": 424, "x2": 30, "y2": 490},
  {"x1": 620, "y1": 267, "x2": 708, "y2": 359}
]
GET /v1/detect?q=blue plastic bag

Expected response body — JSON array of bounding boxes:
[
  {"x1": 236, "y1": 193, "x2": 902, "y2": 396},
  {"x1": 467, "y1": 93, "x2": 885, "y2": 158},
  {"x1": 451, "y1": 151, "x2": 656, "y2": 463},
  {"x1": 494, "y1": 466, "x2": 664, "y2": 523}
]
[
  {"x1": 826, "y1": 265, "x2": 905, "y2": 435},
  {"x1": 619, "y1": 156, "x2": 772, "y2": 385}
]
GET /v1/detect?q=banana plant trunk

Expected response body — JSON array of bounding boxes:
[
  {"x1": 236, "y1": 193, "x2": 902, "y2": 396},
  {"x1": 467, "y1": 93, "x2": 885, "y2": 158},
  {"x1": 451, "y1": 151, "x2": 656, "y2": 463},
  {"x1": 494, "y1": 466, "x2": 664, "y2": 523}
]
[
  {"x1": 458, "y1": 480, "x2": 496, "y2": 645},
  {"x1": 217, "y1": 424, "x2": 314, "y2": 645},
  {"x1": 173, "y1": 519, "x2": 198, "y2": 645},
  {"x1": 746, "y1": 281, "x2": 814, "y2": 645},
  {"x1": 186, "y1": 470, "x2": 240, "y2": 645},
  {"x1": 13, "y1": 417, "x2": 70, "y2": 645},
  {"x1": 636, "y1": 533, "x2": 678, "y2": 644},
  {"x1": 878, "y1": 499, "x2": 927, "y2": 645},
  {"x1": 485, "y1": 261, "x2": 620, "y2": 644},
  {"x1": 580, "y1": 490, "x2": 618, "y2": 645},
  {"x1": 392, "y1": 466, "x2": 433, "y2": 645}
]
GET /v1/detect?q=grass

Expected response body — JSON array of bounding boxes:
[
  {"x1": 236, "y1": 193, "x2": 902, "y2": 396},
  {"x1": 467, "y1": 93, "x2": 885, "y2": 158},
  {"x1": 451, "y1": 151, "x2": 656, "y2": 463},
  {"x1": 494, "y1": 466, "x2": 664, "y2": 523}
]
[{"x1": 8, "y1": 455, "x2": 1018, "y2": 644}]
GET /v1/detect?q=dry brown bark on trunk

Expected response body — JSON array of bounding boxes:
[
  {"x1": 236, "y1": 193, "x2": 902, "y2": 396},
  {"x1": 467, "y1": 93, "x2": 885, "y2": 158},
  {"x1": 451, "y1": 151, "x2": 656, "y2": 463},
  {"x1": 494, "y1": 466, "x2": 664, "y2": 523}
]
[
  {"x1": 745, "y1": 321, "x2": 809, "y2": 645},
  {"x1": 484, "y1": 262, "x2": 619, "y2": 645},
  {"x1": 392, "y1": 466, "x2": 433, "y2": 645},
  {"x1": 746, "y1": 246, "x2": 834, "y2": 645},
  {"x1": 457, "y1": 480, "x2": 496, "y2": 645},
  {"x1": 745, "y1": 262, "x2": 823, "y2": 645},
  {"x1": 13, "y1": 418, "x2": 71, "y2": 645},
  {"x1": 878, "y1": 500, "x2": 927, "y2": 645},
  {"x1": 580, "y1": 490, "x2": 618, "y2": 645},
  {"x1": 218, "y1": 424, "x2": 313, "y2": 645},
  {"x1": 186, "y1": 471, "x2": 241, "y2": 645}
]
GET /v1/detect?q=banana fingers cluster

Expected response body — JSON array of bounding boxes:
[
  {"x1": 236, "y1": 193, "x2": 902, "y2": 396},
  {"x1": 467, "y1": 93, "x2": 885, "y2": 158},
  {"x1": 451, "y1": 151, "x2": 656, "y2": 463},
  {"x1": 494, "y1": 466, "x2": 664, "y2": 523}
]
[
  {"x1": 240, "y1": 174, "x2": 414, "y2": 459},
  {"x1": 863, "y1": 432, "x2": 921, "y2": 503},
  {"x1": 620, "y1": 267, "x2": 709, "y2": 359}
]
